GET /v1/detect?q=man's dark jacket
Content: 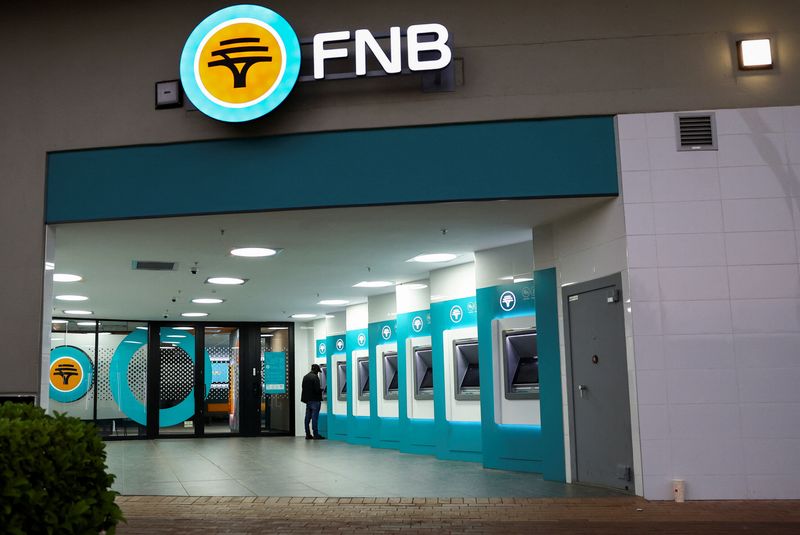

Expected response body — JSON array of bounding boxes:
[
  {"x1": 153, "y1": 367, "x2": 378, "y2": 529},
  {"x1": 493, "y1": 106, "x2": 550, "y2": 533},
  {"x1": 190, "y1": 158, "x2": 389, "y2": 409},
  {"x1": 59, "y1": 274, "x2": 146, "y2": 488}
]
[{"x1": 301, "y1": 371, "x2": 322, "y2": 403}]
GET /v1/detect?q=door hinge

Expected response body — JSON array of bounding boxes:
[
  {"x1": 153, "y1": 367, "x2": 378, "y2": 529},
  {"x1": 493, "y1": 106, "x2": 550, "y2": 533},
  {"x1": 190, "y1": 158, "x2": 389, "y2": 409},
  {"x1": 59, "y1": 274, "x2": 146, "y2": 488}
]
[{"x1": 617, "y1": 464, "x2": 632, "y2": 482}]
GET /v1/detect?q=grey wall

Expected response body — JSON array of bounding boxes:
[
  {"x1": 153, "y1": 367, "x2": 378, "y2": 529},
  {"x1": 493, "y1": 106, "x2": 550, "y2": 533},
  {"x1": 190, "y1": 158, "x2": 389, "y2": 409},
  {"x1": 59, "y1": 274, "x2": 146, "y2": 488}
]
[{"x1": 1, "y1": 0, "x2": 799, "y2": 395}]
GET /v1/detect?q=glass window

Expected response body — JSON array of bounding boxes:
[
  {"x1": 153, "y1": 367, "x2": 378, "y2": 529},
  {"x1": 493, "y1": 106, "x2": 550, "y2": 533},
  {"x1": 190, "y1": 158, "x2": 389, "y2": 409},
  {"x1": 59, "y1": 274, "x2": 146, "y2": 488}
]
[
  {"x1": 261, "y1": 326, "x2": 290, "y2": 433},
  {"x1": 49, "y1": 319, "x2": 96, "y2": 420},
  {"x1": 204, "y1": 326, "x2": 240, "y2": 434}
]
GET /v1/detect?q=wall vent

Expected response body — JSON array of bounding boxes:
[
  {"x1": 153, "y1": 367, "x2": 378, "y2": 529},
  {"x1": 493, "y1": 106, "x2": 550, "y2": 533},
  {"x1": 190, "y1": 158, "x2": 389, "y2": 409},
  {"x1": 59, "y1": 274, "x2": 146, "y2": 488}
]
[
  {"x1": 132, "y1": 260, "x2": 177, "y2": 271},
  {"x1": 675, "y1": 112, "x2": 717, "y2": 151}
]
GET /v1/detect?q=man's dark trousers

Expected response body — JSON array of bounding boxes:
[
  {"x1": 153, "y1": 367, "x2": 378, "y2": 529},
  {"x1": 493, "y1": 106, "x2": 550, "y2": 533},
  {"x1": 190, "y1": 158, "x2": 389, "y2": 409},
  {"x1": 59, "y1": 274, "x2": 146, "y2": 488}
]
[{"x1": 304, "y1": 400, "x2": 321, "y2": 438}]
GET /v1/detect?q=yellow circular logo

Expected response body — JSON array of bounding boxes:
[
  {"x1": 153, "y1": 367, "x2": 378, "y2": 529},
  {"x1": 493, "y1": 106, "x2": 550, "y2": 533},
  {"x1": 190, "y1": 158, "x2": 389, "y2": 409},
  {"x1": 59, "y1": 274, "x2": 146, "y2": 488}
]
[
  {"x1": 50, "y1": 356, "x2": 84, "y2": 393},
  {"x1": 195, "y1": 19, "x2": 285, "y2": 107}
]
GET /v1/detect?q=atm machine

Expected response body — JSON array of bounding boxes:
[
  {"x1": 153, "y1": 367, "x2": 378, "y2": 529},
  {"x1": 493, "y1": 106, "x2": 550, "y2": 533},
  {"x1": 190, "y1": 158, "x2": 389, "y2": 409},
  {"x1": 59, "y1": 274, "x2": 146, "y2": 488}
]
[
  {"x1": 491, "y1": 315, "x2": 540, "y2": 425},
  {"x1": 319, "y1": 364, "x2": 328, "y2": 401},
  {"x1": 377, "y1": 344, "x2": 399, "y2": 418},
  {"x1": 406, "y1": 337, "x2": 434, "y2": 419},
  {"x1": 352, "y1": 350, "x2": 370, "y2": 416},
  {"x1": 413, "y1": 346, "x2": 433, "y2": 400},
  {"x1": 443, "y1": 326, "x2": 480, "y2": 423},
  {"x1": 336, "y1": 362, "x2": 347, "y2": 401}
]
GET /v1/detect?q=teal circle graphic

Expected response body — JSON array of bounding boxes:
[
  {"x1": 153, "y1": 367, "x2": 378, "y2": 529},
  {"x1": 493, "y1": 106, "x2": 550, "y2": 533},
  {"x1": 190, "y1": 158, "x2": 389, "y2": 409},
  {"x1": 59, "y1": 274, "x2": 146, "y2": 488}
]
[
  {"x1": 180, "y1": 4, "x2": 301, "y2": 122},
  {"x1": 49, "y1": 346, "x2": 93, "y2": 403},
  {"x1": 109, "y1": 328, "x2": 212, "y2": 427}
]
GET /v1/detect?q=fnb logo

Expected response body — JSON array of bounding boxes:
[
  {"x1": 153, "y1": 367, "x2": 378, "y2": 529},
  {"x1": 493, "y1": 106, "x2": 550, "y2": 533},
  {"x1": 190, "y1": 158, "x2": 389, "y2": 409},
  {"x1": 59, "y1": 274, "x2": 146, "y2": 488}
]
[
  {"x1": 48, "y1": 346, "x2": 93, "y2": 403},
  {"x1": 50, "y1": 357, "x2": 82, "y2": 391},
  {"x1": 181, "y1": 5, "x2": 301, "y2": 122}
]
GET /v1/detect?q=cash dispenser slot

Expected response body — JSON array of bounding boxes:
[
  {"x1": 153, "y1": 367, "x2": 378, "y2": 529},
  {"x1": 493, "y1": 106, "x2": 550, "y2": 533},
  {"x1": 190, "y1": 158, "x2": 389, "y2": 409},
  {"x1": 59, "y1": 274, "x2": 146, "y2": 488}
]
[
  {"x1": 413, "y1": 346, "x2": 434, "y2": 400},
  {"x1": 357, "y1": 356, "x2": 370, "y2": 401},
  {"x1": 382, "y1": 351, "x2": 398, "y2": 400},
  {"x1": 503, "y1": 329, "x2": 539, "y2": 399},
  {"x1": 319, "y1": 364, "x2": 327, "y2": 401},
  {"x1": 453, "y1": 338, "x2": 480, "y2": 401},
  {"x1": 337, "y1": 362, "x2": 347, "y2": 401}
]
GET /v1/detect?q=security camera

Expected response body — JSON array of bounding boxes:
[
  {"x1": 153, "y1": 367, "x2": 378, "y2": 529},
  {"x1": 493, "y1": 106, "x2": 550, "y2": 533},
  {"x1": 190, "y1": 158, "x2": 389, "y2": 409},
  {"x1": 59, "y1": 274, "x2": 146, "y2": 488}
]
[
  {"x1": 163, "y1": 314, "x2": 168, "y2": 319},
  {"x1": 171, "y1": 297, "x2": 177, "y2": 303},
  {"x1": 190, "y1": 267, "x2": 198, "y2": 275}
]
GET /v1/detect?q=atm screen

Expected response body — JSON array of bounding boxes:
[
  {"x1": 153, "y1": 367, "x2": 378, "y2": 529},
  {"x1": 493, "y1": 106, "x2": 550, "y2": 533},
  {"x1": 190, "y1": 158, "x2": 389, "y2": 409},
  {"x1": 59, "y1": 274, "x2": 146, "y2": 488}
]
[
  {"x1": 462, "y1": 364, "x2": 480, "y2": 388},
  {"x1": 342, "y1": 382, "x2": 347, "y2": 393},
  {"x1": 388, "y1": 373, "x2": 398, "y2": 390},
  {"x1": 420, "y1": 369, "x2": 433, "y2": 389},
  {"x1": 514, "y1": 356, "x2": 539, "y2": 385},
  {"x1": 363, "y1": 375, "x2": 370, "y2": 392}
]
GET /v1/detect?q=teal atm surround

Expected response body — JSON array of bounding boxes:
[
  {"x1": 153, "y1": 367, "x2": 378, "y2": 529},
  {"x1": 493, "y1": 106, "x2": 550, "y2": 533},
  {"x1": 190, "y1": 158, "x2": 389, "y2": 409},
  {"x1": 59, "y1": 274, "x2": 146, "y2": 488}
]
[
  {"x1": 369, "y1": 320, "x2": 401, "y2": 450},
  {"x1": 346, "y1": 328, "x2": 371, "y2": 445},
  {"x1": 478, "y1": 270, "x2": 565, "y2": 480},
  {"x1": 397, "y1": 309, "x2": 437, "y2": 456},
  {"x1": 315, "y1": 338, "x2": 329, "y2": 437},
  {"x1": 325, "y1": 334, "x2": 348, "y2": 441},
  {"x1": 431, "y1": 296, "x2": 482, "y2": 463}
]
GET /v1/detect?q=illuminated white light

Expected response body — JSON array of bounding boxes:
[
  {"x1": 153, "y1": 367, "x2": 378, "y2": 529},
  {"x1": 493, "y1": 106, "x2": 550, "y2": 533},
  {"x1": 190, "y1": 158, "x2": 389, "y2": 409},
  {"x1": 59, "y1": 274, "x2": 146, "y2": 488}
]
[
  {"x1": 55, "y1": 295, "x2": 89, "y2": 302},
  {"x1": 167, "y1": 335, "x2": 186, "y2": 338},
  {"x1": 206, "y1": 277, "x2": 246, "y2": 285},
  {"x1": 291, "y1": 313, "x2": 316, "y2": 319},
  {"x1": 192, "y1": 298, "x2": 224, "y2": 304},
  {"x1": 739, "y1": 39, "x2": 773, "y2": 68},
  {"x1": 318, "y1": 299, "x2": 349, "y2": 306},
  {"x1": 499, "y1": 276, "x2": 515, "y2": 281},
  {"x1": 324, "y1": 315, "x2": 335, "y2": 319},
  {"x1": 409, "y1": 253, "x2": 457, "y2": 263},
  {"x1": 353, "y1": 281, "x2": 393, "y2": 288},
  {"x1": 401, "y1": 283, "x2": 428, "y2": 290},
  {"x1": 52, "y1": 319, "x2": 69, "y2": 324},
  {"x1": 77, "y1": 321, "x2": 97, "y2": 326},
  {"x1": 260, "y1": 334, "x2": 274, "y2": 337},
  {"x1": 230, "y1": 247, "x2": 278, "y2": 258},
  {"x1": 136, "y1": 326, "x2": 149, "y2": 330},
  {"x1": 181, "y1": 312, "x2": 208, "y2": 317},
  {"x1": 124, "y1": 340, "x2": 143, "y2": 345},
  {"x1": 45, "y1": 262, "x2": 55, "y2": 271},
  {"x1": 64, "y1": 310, "x2": 93, "y2": 315},
  {"x1": 513, "y1": 277, "x2": 533, "y2": 283},
  {"x1": 268, "y1": 327, "x2": 289, "y2": 330},
  {"x1": 53, "y1": 273, "x2": 83, "y2": 282},
  {"x1": 173, "y1": 326, "x2": 194, "y2": 331}
]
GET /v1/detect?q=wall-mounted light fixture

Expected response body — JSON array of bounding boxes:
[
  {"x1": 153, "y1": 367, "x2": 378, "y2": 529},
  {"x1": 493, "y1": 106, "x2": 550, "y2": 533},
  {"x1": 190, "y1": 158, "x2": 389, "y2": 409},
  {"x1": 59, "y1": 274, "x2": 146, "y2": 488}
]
[{"x1": 736, "y1": 38, "x2": 774, "y2": 70}]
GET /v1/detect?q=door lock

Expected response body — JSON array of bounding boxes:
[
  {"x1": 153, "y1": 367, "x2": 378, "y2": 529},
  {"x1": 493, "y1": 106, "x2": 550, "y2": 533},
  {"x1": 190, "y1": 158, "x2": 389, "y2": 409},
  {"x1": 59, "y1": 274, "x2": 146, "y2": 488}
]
[{"x1": 577, "y1": 384, "x2": 588, "y2": 398}]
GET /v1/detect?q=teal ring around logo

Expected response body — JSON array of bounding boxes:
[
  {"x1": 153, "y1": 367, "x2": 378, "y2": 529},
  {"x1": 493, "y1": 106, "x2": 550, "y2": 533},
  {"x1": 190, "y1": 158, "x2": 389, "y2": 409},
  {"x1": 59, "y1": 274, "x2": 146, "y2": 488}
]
[
  {"x1": 179, "y1": 4, "x2": 301, "y2": 123},
  {"x1": 49, "y1": 345, "x2": 93, "y2": 403},
  {"x1": 109, "y1": 328, "x2": 212, "y2": 427}
]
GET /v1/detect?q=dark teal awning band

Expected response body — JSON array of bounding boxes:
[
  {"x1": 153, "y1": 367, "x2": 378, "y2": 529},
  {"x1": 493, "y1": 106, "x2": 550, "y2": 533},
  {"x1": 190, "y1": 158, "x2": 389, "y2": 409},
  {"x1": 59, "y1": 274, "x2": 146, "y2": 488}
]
[{"x1": 46, "y1": 117, "x2": 618, "y2": 223}]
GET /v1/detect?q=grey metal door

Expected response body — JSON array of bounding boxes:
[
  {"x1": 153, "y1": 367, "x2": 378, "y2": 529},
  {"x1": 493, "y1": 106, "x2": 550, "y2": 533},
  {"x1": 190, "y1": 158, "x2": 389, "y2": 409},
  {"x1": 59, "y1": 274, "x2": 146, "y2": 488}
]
[{"x1": 565, "y1": 274, "x2": 633, "y2": 492}]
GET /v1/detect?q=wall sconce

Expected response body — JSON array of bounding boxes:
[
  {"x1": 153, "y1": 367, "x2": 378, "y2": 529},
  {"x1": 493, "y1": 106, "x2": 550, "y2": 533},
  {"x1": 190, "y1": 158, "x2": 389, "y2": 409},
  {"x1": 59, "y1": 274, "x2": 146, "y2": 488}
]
[{"x1": 736, "y1": 38, "x2": 773, "y2": 70}]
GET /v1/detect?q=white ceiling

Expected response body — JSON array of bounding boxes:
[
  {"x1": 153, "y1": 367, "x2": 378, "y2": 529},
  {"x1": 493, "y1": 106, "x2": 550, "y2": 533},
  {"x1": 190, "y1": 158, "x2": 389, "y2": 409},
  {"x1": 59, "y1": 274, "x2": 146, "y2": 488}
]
[{"x1": 51, "y1": 198, "x2": 606, "y2": 322}]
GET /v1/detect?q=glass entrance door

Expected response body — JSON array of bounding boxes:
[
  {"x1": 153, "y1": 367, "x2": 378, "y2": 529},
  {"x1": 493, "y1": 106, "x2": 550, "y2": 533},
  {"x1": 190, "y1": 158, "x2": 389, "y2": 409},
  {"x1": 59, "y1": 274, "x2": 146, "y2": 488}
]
[
  {"x1": 157, "y1": 325, "x2": 200, "y2": 436},
  {"x1": 260, "y1": 325, "x2": 292, "y2": 434},
  {"x1": 204, "y1": 326, "x2": 240, "y2": 434}
]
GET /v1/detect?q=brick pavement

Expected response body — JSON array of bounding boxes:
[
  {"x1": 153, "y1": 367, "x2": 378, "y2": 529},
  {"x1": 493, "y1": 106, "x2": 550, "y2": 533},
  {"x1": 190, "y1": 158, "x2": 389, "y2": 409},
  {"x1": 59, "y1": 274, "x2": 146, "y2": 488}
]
[{"x1": 116, "y1": 496, "x2": 800, "y2": 534}]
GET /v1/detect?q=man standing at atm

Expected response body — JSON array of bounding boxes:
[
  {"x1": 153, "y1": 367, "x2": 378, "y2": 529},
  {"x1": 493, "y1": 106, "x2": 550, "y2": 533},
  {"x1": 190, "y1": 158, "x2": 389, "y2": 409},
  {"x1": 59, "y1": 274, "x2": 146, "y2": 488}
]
[{"x1": 301, "y1": 364, "x2": 325, "y2": 440}]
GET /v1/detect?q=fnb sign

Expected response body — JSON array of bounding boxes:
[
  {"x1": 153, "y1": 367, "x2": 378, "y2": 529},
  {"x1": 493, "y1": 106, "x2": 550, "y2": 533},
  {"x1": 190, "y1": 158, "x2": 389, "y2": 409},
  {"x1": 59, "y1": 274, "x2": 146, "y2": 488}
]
[{"x1": 180, "y1": 5, "x2": 452, "y2": 123}]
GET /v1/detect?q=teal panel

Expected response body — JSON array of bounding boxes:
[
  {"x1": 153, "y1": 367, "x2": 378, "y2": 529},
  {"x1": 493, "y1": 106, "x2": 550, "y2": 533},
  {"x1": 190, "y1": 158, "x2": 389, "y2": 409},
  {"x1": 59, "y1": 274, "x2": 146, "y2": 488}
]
[
  {"x1": 535, "y1": 268, "x2": 567, "y2": 482},
  {"x1": 46, "y1": 117, "x2": 618, "y2": 223},
  {"x1": 325, "y1": 334, "x2": 347, "y2": 441},
  {"x1": 346, "y1": 328, "x2": 371, "y2": 444},
  {"x1": 368, "y1": 320, "x2": 401, "y2": 449}
]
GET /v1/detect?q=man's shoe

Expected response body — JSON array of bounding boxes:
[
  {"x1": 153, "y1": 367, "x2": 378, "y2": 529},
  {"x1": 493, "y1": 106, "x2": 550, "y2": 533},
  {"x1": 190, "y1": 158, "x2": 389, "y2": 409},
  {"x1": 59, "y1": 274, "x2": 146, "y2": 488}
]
[
  {"x1": 313, "y1": 435, "x2": 326, "y2": 440},
  {"x1": 305, "y1": 435, "x2": 313, "y2": 440}
]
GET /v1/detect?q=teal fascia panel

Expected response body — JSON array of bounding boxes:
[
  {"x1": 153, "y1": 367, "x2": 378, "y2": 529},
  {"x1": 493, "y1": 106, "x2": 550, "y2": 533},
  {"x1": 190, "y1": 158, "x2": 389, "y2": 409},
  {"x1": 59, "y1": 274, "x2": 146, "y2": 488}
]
[
  {"x1": 368, "y1": 320, "x2": 401, "y2": 449},
  {"x1": 46, "y1": 117, "x2": 618, "y2": 223},
  {"x1": 346, "y1": 328, "x2": 371, "y2": 444}
]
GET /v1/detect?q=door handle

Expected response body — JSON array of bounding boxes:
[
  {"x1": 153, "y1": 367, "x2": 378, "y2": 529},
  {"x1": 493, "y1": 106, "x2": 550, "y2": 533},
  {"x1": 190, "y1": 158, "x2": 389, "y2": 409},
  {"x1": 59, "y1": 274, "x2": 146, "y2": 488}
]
[{"x1": 577, "y1": 384, "x2": 588, "y2": 399}]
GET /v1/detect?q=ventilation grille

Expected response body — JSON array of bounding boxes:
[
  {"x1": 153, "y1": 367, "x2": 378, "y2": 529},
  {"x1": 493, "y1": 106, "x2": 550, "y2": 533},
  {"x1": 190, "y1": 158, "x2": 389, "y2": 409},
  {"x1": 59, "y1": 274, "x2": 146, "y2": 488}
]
[
  {"x1": 676, "y1": 113, "x2": 717, "y2": 151},
  {"x1": 132, "y1": 260, "x2": 177, "y2": 271}
]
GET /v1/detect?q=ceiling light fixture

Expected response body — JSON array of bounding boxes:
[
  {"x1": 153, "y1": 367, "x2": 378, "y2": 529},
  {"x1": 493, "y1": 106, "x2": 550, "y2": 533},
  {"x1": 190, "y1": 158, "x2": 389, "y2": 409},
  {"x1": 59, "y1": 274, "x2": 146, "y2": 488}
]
[
  {"x1": 737, "y1": 38, "x2": 773, "y2": 70},
  {"x1": 230, "y1": 247, "x2": 278, "y2": 257},
  {"x1": 401, "y1": 283, "x2": 428, "y2": 290},
  {"x1": 206, "y1": 277, "x2": 246, "y2": 285},
  {"x1": 318, "y1": 299, "x2": 349, "y2": 306},
  {"x1": 499, "y1": 276, "x2": 515, "y2": 281},
  {"x1": 181, "y1": 312, "x2": 208, "y2": 317},
  {"x1": 260, "y1": 334, "x2": 274, "y2": 337},
  {"x1": 191, "y1": 298, "x2": 224, "y2": 304},
  {"x1": 167, "y1": 335, "x2": 186, "y2": 338},
  {"x1": 268, "y1": 327, "x2": 289, "y2": 330},
  {"x1": 513, "y1": 277, "x2": 533, "y2": 283},
  {"x1": 77, "y1": 321, "x2": 97, "y2": 326},
  {"x1": 53, "y1": 273, "x2": 83, "y2": 282},
  {"x1": 291, "y1": 313, "x2": 316, "y2": 319},
  {"x1": 45, "y1": 262, "x2": 55, "y2": 271},
  {"x1": 409, "y1": 253, "x2": 457, "y2": 263},
  {"x1": 55, "y1": 295, "x2": 89, "y2": 302},
  {"x1": 136, "y1": 326, "x2": 149, "y2": 331},
  {"x1": 64, "y1": 310, "x2": 93, "y2": 315},
  {"x1": 52, "y1": 319, "x2": 69, "y2": 324},
  {"x1": 353, "y1": 281, "x2": 393, "y2": 288},
  {"x1": 173, "y1": 326, "x2": 194, "y2": 331}
]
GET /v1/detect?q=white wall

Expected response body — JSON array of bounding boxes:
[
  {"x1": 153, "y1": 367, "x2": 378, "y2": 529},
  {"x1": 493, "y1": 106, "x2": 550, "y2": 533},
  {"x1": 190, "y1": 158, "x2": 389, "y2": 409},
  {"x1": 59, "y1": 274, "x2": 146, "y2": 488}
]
[{"x1": 618, "y1": 105, "x2": 800, "y2": 500}]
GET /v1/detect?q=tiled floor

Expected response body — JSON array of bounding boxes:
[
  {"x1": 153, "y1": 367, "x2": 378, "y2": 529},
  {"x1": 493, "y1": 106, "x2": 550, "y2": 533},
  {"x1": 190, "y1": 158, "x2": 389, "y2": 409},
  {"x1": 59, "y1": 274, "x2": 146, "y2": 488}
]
[
  {"x1": 105, "y1": 437, "x2": 624, "y2": 498},
  {"x1": 116, "y1": 496, "x2": 800, "y2": 534}
]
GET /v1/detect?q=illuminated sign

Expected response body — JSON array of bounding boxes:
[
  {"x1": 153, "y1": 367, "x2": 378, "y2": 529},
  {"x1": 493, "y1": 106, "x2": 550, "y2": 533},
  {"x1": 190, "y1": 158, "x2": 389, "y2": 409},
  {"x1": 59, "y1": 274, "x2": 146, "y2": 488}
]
[
  {"x1": 49, "y1": 346, "x2": 93, "y2": 403},
  {"x1": 181, "y1": 5, "x2": 452, "y2": 122}
]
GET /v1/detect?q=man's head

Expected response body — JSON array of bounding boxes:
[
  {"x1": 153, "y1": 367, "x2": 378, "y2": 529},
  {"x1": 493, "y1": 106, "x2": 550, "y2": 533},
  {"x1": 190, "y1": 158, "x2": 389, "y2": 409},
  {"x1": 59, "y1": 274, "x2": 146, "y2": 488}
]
[{"x1": 311, "y1": 364, "x2": 321, "y2": 374}]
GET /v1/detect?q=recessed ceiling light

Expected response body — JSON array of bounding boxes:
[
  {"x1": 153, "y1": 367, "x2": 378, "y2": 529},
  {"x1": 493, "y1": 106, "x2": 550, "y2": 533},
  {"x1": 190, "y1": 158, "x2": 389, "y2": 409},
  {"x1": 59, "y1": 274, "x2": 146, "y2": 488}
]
[
  {"x1": 291, "y1": 313, "x2": 316, "y2": 319},
  {"x1": 206, "y1": 277, "x2": 246, "y2": 285},
  {"x1": 268, "y1": 327, "x2": 289, "y2": 330},
  {"x1": 181, "y1": 312, "x2": 208, "y2": 317},
  {"x1": 230, "y1": 247, "x2": 278, "y2": 258},
  {"x1": 52, "y1": 319, "x2": 69, "y2": 324},
  {"x1": 737, "y1": 38, "x2": 773, "y2": 70},
  {"x1": 64, "y1": 310, "x2": 93, "y2": 315},
  {"x1": 409, "y1": 253, "x2": 457, "y2": 263},
  {"x1": 55, "y1": 295, "x2": 89, "y2": 302},
  {"x1": 45, "y1": 262, "x2": 55, "y2": 271},
  {"x1": 136, "y1": 326, "x2": 149, "y2": 330},
  {"x1": 353, "y1": 281, "x2": 393, "y2": 288},
  {"x1": 318, "y1": 299, "x2": 349, "y2": 306},
  {"x1": 402, "y1": 283, "x2": 428, "y2": 290},
  {"x1": 167, "y1": 335, "x2": 186, "y2": 338},
  {"x1": 173, "y1": 326, "x2": 194, "y2": 330},
  {"x1": 513, "y1": 277, "x2": 533, "y2": 283},
  {"x1": 77, "y1": 321, "x2": 96, "y2": 326},
  {"x1": 260, "y1": 334, "x2": 274, "y2": 337},
  {"x1": 191, "y1": 298, "x2": 224, "y2": 304},
  {"x1": 54, "y1": 273, "x2": 83, "y2": 282}
]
